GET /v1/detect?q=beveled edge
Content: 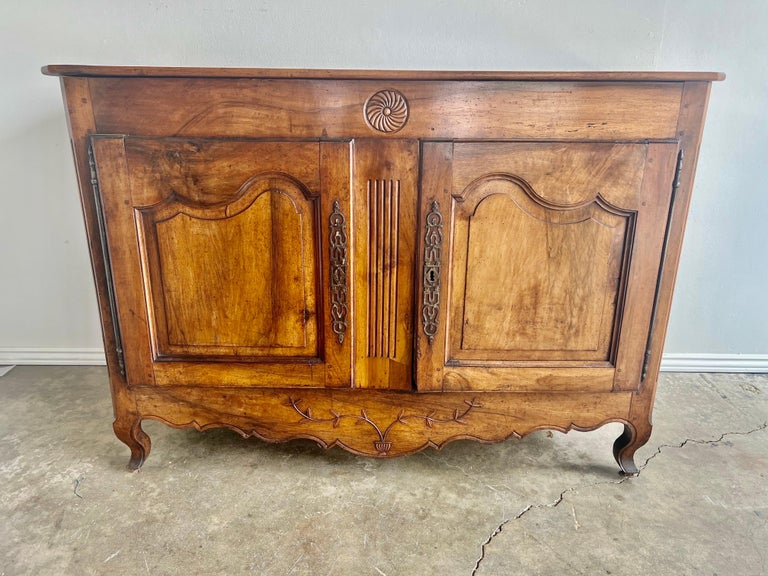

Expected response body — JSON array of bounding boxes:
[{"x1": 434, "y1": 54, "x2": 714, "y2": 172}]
[{"x1": 42, "y1": 65, "x2": 725, "y2": 82}]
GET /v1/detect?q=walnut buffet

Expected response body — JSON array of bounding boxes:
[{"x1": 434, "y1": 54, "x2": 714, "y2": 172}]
[{"x1": 44, "y1": 66, "x2": 722, "y2": 473}]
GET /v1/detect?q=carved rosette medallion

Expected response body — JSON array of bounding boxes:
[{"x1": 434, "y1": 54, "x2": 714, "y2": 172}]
[
  {"x1": 329, "y1": 200, "x2": 349, "y2": 343},
  {"x1": 364, "y1": 89, "x2": 409, "y2": 133},
  {"x1": 422, "y1": 200, "x2": 443, "y2": 344}
]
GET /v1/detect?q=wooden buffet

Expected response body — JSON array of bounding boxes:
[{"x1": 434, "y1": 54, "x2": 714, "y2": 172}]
[{"x1": 44, "y1": 65, "x2": 722, "y2": 473}]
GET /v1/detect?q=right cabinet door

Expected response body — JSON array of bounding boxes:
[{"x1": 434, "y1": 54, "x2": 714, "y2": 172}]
[{"x1": 416, "y1": 142, "x2": 679, "y2": 392}]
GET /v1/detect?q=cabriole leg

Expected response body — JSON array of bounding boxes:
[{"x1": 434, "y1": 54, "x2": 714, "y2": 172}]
[
  {"x1": 613, "y1": 422, "x2": 652, "y2": 476},
  {"x1": 113, "y1": 415, "x2": 151, "y2": 470}
]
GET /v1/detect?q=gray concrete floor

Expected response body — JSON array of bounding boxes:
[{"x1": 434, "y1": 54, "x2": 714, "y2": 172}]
[{"x1": 0, "y1": 367, "x2": 766, "y2": 575}]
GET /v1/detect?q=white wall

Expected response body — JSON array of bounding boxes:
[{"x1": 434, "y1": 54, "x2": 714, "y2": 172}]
[{"x1": 1, "y1": 0, "x2": 766, "y2": 367}]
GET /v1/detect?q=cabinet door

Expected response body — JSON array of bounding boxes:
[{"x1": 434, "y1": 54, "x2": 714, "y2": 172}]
[
  {"x1": 91, "y1": 137, "x2": 352, "y2": 388},
  {"x1": 416, "y1": 142, "x2": 678, "y2": 392}
]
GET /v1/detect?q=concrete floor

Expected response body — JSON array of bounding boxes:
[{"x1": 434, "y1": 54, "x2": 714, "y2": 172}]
[{"x1": 0, "y1": 367, "x2": 766, "y2": 575}]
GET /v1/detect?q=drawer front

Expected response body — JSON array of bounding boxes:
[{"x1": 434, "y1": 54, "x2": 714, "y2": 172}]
[{"x1": 88, "y1": 77, "x2": 682, "y2": 141}]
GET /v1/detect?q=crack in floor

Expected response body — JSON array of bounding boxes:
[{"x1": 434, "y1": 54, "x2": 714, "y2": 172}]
[
  {"x1": 638, "y1": 421, "x2": 767, "y2": 470},
  {"x1": 469, "y1": 422, "x2": 768, "y2": 575}
]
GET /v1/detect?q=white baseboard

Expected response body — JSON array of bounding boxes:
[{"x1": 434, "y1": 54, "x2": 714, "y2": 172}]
[
  {"x1": 659, "y1": 353, "x2": 768, "y2": 373},
  {"x1": 0, "y1": 347, "x2": 107, "y2": 366},
  {"x1": 0, "y1": 348, "x2": 766, "y2": 373}
]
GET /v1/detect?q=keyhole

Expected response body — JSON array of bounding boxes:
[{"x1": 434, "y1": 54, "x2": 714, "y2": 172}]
[{"x1": 428, "y1": 270, "x2": 437, "y2": 282}]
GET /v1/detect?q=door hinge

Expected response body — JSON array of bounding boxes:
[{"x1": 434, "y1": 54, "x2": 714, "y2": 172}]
[
  {"x1": 88, "y1": 143, "x2": 126, "y2": 378},
  {"x1": 642, "y1": 148, "x2": 684, "y2": 382}
]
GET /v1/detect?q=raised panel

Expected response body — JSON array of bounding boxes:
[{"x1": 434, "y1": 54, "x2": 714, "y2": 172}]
[
  {"x1": 140, "y1": 173, "x2": 319, "y2": 359},
  {"x1": 450, "y1": 176, "x2": 630, "y2": 362},
  {"x1": 124, "y1": 139, "x2": 321, "y2": 206},
  {"x1": 452, "y1": 143, "x2": 647, "y2": 208}
]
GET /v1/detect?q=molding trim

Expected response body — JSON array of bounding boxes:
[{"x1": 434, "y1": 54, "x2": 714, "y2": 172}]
[
  {"x1": 660, "y1": 353, "x2": 768, "y2": 374},
  {"x1": 0, "y1": 349, "x2": 765, "y2": 373},
  {"x1": 0, "y1": 347, "x2": 107, "y2": 366}
]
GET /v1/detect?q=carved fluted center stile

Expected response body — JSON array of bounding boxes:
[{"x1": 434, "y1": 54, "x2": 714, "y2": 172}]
[{"x1": 367, "y1": 179, "x2": 401, "y2": 358}]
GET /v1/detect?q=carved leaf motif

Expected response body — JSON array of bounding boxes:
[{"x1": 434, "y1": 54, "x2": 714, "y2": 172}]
[{"x1": 288, "y1": 397, "x2": 481, "y2": 454}]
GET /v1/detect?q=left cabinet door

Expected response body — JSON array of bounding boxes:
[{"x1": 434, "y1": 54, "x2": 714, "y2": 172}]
[{"x1": 90, "y1": 137, "x2": 352, "y2": 388}]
